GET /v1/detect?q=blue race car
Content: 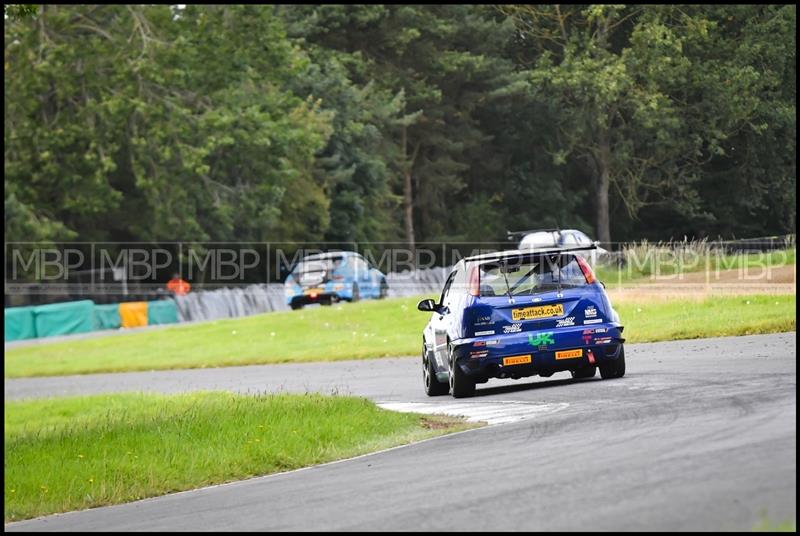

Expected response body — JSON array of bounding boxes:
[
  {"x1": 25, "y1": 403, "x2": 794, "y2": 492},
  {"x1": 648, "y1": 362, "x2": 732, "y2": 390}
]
[
  {"x1": 417, "y1": 247, "x2": 625, "y2": 397},
  {"x1": 285, "y1": 251, "x2": 388, "y2": 310}
]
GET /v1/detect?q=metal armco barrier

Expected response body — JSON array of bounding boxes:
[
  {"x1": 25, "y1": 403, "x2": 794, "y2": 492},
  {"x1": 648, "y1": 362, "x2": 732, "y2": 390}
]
[
  {"x1": 170, "y1": 266, "x2": 452, "y2": 322},
  {"x1": 173, "y1": 284, "x2": 288, "y2": 322},
  {"x1": 386, "y1": 266, "x2": 450, "y2": 298}
]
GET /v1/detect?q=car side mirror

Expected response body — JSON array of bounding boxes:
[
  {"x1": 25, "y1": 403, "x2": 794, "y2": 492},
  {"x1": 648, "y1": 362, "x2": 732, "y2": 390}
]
[
  {"x1": 599, "y1": 281, "x2": 606, "y2": 289},
  {"x1": 417, "y1": 298, "x2": 436, "y2": 312}
]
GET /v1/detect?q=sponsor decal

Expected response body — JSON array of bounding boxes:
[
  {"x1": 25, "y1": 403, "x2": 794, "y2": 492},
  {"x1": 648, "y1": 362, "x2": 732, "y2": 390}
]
[
  {"x1": 555, "y1": 349, "x2": 583, "y2": 360},
  {"x1": 594, "y1": 337, "x2": 612, "y2": 344},
  {"x1": 474, "y1": 315, "x2": 493, "y2": 326},
  {"x1": 584, "y1": 319, "x2": 603, "y2": 325},
  {"x1": 512, "y1": 304, "x2": 564, "y2": 321},
  {"x1": 503, "y1": 323, "x2": 522, "y2": 334},
  {"x1": 585, "y1": 305, "x2": 598, "y2": 318},
  {"x1": 470, "y1": 350, "x2": 489, "y2": 358},
  {"x1": 555, "y1": 316, "x2": 575, "y2": 328},
  {"x1": 594, "y1": 328, "x2": 608, "y2": 333},
  {"x1": 475, "y1": 330, "x2": 495, "y2": 336},
  {"x1": 503, "y1": 355, "x2": 532, "y2": 366},
  {"x1": 528, "y1": 332, "x2": 555, "y2": 347},
  {"x1": 486, "y1": 339, "x2": 500, "y2": 346}
]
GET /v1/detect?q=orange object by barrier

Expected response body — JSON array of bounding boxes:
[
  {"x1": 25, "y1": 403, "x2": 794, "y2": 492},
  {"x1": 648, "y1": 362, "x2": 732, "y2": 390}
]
[
  {"x1": 119, "y1": 301, "x2": 148, "y2": 328},
  {"x1": 166, "y1": 278, "x2": 191, "y2": 296}
]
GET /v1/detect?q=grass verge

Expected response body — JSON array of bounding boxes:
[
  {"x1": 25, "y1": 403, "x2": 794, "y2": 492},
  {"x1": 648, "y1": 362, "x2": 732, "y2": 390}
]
[
  {"x1": 4, "y1": 392, "x2": 475, "y2": 523},
  {"x1": 615, "y1": 294, "x2": 796, "y2": 343},
  {"x1": 5, "y1": 293, "x2": 796, "y2": 378},
  {"x1": 752, "y1": 517, "x2": 796, "y2": 532}
]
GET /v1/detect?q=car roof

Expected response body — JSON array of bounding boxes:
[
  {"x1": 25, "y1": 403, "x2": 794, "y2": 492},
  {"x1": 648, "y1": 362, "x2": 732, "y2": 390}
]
[
  {"x1": 560, "y1": 229, "x2": 590, "y2": 237},
  {"x1": 519, "y1": 229, "x2": 589, "y2": 238},
  {"x1": 303, "y1": 251, "x2": 353, "y2": 260},
  {"x1": 519, "y1": 232, "x2": 559, "y2": 246}
]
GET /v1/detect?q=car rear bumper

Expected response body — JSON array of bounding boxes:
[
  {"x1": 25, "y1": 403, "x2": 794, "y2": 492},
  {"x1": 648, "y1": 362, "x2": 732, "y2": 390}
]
[
  {"x1": 289, "y1": 292, "x2": 338, "y2": 306},
  {"x1": 452, "y1": 323, "x2": 625, "y2": 380},
  {"x1": 288, "y1": 285, "x2": 355, "y2": 306}
]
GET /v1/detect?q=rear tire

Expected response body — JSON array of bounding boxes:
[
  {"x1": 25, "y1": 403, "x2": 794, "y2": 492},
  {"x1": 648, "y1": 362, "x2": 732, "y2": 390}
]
[
  {"x1": 448, "y1": 343, "x2": 475, "y2": 398},
  {"x1": 600, "y1": 345, "x2": 626, "y2": 379},
  {"x1": 290, "y1": 302, "x2": 303, "y2": 310},
  {"x1": 571, "y1": 366, "x2": 597, "y2": 379},
  {"x1": 423, "y1": 343, "x2": 449, "y2": 396}
]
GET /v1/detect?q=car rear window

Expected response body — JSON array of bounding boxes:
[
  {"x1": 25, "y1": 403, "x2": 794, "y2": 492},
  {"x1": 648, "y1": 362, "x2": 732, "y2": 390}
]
[
  {"x1": 477, "y1": 254, "x2": 587, "y2": 297},
  {"x1": 293, "y1": 256, "x2": 344, "y2": 275}
]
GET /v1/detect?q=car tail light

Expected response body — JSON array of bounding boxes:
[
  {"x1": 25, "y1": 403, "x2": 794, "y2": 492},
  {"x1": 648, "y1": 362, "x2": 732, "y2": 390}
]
[
  {"x1": 468, "y1": 265, "x2": 480, "y2": 296},
  {"x1": 332, "y1": 275, "x2": 345, "y2": 281},
  {"x1": 575, "y1": 256, "x2": 596, "y2": 285}
]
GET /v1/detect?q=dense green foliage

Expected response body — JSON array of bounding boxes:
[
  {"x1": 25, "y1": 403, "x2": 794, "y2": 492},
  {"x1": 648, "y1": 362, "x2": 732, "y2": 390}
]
[{"x1": 4, "y1": 5, "x2": 796, "y2": 245}]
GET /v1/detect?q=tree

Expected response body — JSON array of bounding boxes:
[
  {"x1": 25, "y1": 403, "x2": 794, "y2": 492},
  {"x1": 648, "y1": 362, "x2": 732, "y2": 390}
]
[
  {"x1": 281, "y1": 17, "x2": 407, "y2": 243},
  {"x1": 4, "y1": 5, "x2": 332, "y2": 243},
  {"x1": 282, "y1": 5, "x2": 523, "y2": 247},
  {"x1": 5, "y1": 4, "x2": 794, "y2": 252},
  {"x1": 501, "y1": 4, "x2": 795, "y2": 243},
  {"x1": 4, "y1": 5, "x2": 38, "y2": 19}
]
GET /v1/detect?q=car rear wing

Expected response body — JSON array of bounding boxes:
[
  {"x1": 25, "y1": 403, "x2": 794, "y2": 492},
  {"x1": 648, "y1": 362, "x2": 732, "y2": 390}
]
[
  {"x1": 522, "y1": 245, "x2": 598, "y2": 254},
  {"x1": 508, "y1": 245, "x2": 599, "y2": 259},
  {"x1": 466, "y1": 244, "x2": 598, "y2": 263},
  {"x1": 506, "y1": 228, "x2": 561, "y2": 241}
]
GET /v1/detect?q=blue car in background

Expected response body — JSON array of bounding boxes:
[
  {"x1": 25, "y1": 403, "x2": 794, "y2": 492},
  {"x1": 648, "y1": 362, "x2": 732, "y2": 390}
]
[
  {"x1": 417, "y1": 246, "x2": 625, "y2": 398},
  {"x1": 285, "y1": 251, "x2": 389, "y2": 310}
]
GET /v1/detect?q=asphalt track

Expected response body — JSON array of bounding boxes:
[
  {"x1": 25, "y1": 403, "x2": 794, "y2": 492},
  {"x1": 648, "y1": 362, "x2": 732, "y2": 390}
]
[{"x1": 5, "y1": 332, "x2": 797, "y2": 531}]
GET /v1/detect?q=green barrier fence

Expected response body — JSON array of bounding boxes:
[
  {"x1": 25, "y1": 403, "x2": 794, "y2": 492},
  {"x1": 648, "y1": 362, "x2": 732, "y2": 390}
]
[
  {"x1": 147, "y1": 299, "x2": 179, "y2": 325},
  {"x1": 4, "y1": 306, "x2": 37, "y2": 342},
  {"x1": 33, "y1": 300, "x2": 96, "y2": 338},
  {"x1": 5, "y1": 298, "x2": 181, "y2": 342},
  {"x1": 94, "y1": 303, "x2": 122, "y2": 330}
]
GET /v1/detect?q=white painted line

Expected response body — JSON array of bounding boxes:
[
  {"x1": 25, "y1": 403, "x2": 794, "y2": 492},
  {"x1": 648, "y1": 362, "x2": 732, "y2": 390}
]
[{"x1": 377, "y1": 401, "x2": 569, "y2": 425}]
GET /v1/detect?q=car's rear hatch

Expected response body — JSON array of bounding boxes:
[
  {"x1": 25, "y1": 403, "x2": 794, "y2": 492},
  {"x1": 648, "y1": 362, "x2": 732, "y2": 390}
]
[
  {"x1": 463, "y1": 252, "x2": 606, "y2": 337},
  {"x1": 466, "y1": 290, "x2": 606, "y2": 337},
  {"x1": 296, "y1": 261, "x2": 328, "y2": 289}
]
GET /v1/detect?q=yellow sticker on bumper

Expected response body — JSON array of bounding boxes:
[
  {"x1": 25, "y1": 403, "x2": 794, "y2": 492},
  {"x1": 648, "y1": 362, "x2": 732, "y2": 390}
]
[
  {"x1": 503, "y1": 355, "x2": 532, "y2": 366},
  {"x1": 555, "y1": 349, "x2": 583, "y2": 360},
  {"x1": 512, "y1": 304, "x2": 565, "y2": 321}
]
